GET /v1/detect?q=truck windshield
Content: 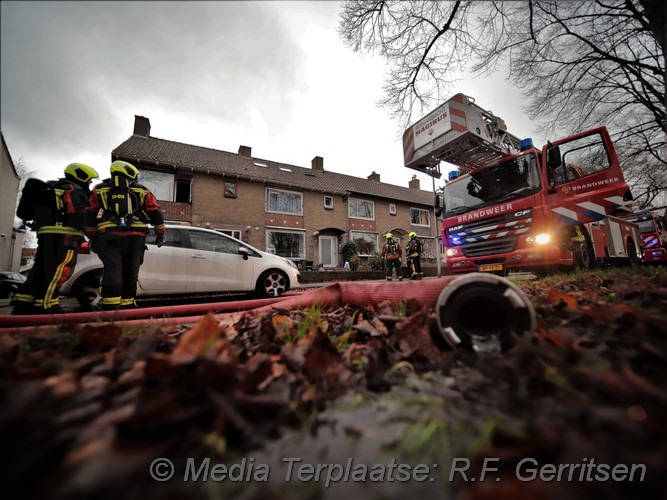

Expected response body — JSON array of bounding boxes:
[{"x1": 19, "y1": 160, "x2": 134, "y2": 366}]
[
  {"x1": 444, "y1": 153, "x2": 541, "y2": 215},
  {"x1": 635, "y1": 220, "x2": 656, "y2": 234}
]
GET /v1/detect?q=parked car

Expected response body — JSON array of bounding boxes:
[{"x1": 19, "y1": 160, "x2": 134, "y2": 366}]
[
  {"x1": 59, "y1": 225, "x2": 301, "y2": 309},
  {"x1": 0, "y1": 271, "x2": 26, "y2": 299}
]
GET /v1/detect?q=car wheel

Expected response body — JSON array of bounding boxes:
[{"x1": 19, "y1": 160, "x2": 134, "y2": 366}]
[
  {"x1": 75, "y1": 270, "x2": 103, "y2": 310},
  {"x1": 257, "y1": 270, "x2": 288, "y2": 298}
]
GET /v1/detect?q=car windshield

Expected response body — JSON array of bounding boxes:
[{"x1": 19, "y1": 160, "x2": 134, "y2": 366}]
[{"x1": 444, "y1": 153, "x2": 541, "y2": 215}]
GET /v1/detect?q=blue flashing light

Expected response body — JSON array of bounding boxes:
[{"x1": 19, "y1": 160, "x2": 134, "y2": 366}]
[
  {"x1": 519, "y1": 138, "x2": 534, "y2": 151},
  {"x1": 447, "y1": 170, "x2": 459, "y2": 181}
]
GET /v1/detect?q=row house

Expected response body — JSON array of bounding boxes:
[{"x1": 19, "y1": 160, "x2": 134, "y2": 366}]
[
  {"x1": 0, "y1": 133, "x2": 23, "y2": 271},
  {"x1": 111, "y1": 116, "x2": 437, "y2": 269}
]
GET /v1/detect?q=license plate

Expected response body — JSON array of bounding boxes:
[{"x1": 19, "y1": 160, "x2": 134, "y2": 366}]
[{"x1": 479, "y1": 264, "x2": 503, "y2": 272}]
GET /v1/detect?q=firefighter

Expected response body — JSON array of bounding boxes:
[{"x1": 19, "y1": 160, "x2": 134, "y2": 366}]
[
  {"x1": 382, "y1": 233, "x2": 403, "y2": 281},
  {"x1": 12, "y1": 163, "x2": 99, "y2": 315},
  {"x1": 85, "y1": 161, "x2": 166, "y2": 310},
  {"x1": 406, "y1": 231, "x2": 424, "y2": 280}
]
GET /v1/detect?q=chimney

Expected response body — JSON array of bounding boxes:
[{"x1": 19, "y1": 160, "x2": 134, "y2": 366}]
[
  {"x1": 312, "y1": 156, "x2": 324, "y2": 171},
  {"x1": 367, "y1": 171, "x2": 380, "y2": 182},
  {"x1": 409, "y1": 175, "x2": 420, "y2": 190},
  {"x1": 238, "y1": 145, "x2": 252, "y2": 157},
  {"x1": 134, "y1": 115, "x2": 151, "y2": 137}
]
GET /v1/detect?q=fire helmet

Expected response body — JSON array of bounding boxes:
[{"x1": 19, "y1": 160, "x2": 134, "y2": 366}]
[
  {"x1": 64, "y1": 163, "x2": 99, "y2": 185},
  {"x1": 409, "y1": 232, "x2": 417, "y2": 239},
  {"x1": 110, "y1": 160, "x2": 139, "y2": 180},
  {"x1": 385, "y1": 233, "x2": 393, "y2": 239}
]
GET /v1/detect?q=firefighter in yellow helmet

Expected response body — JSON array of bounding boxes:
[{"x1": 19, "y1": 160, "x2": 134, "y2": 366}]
[
  {"x1": 381, "y1": 233, "x2": 403, "y2": 281},
  {"x1": 12, "y1": 163, "x2": 99, "y2": 314},
  {"x1": 85, "y1": 161, "x2": 166, "y2": 310},
  {"x1": 407, "y1": 231, "x2": 424, "y2": 280}
]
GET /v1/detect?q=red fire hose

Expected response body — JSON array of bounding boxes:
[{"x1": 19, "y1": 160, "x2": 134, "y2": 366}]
[{"x1": 0, "y1": 275, "x2": 535, "y2": 350}]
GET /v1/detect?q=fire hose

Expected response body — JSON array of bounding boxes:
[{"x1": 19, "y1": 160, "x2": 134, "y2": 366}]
[{"x1": 0, "y1": 275, "x2": 535, "y2": 351}]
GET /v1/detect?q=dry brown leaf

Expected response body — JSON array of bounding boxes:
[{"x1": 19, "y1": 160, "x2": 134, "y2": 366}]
[{"x1": 173, "y1": 313, "x2": 223, "y2": 358}]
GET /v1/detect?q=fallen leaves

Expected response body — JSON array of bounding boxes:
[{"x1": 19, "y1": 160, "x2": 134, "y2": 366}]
[{"x1": 0, "y1": 268, "x2": 665, "y2": 499}]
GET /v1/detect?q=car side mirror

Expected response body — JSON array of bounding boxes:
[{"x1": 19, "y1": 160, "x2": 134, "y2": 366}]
[{"x1": 238, "y1": 247, "x2": 249, "y2": 260}]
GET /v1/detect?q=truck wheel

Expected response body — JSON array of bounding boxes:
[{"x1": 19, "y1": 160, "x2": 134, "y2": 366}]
[
  {"x1": 627, "y1": 240, "x2": 640, "y2": 269},
  {"x1": 572, "y1": 226, "x2": 596, "y2": 271}
]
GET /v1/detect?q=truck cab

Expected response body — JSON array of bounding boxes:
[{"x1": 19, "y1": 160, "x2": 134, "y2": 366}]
[
  {"x1": 618, "y1": 211, "x2": 667, "y2": 264},
  {"x1": 442, "y1": 127, "x2": 641, "y2": 274}
]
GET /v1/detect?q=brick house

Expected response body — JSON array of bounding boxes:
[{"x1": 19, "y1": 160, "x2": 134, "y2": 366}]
[
  {"x1": 111, "y1": 116, "x2": 438, "y2": 269},
  {"x1": 0, "y1": 133, "x2": 23, "y2": 271}
]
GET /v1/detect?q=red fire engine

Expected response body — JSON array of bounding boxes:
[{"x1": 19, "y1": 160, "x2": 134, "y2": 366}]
[
  {"x1": 403, "y1": 93, "x2": 643, "y2": 275},
  {"x1": 618, "y1": 210, "x2": 667, "y2": 264}
]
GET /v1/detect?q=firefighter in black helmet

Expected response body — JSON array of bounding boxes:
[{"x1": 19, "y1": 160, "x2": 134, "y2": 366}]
[
  {"x1": 85, "y1": 161, "x2": 166, "y2": 310},
  {"x1": 382, "y1": 233, "x2": 403, "y2": 281},
  {"x1": 407, "y1": 232, "x2": 424, "y2": 279},
  {"x1": 12, "y1": 163, "x2": 99, "y2": 314}
]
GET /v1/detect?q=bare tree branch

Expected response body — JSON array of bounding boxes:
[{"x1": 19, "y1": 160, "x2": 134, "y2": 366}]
[{"x1": 339, "y1": 0, "x2": 666, "y2": 208}]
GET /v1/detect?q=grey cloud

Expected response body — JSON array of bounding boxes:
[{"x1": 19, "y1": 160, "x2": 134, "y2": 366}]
[{"x1": 1, "y1": 1, "x2": 306, "y2": 169}]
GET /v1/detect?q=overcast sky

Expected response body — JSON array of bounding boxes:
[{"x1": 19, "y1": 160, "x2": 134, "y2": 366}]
[{"x1": 1, "y1": 1, "x2": 544, "y2": 192}]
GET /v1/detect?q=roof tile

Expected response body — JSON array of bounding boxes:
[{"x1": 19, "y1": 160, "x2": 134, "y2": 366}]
[{"x1": 112, "y1": 135, "x2": 434, "y2": 205}]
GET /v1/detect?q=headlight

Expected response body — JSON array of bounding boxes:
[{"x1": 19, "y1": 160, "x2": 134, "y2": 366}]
[
  {"x1": 526, "y1": 233, "x2": 551, "y2": 245},
  {"x1": 284, "y1": 258, "x2": 298, "y2": 270},
  {"x1": 446, "y1": 248, "x2": 460, "y2": 257}
]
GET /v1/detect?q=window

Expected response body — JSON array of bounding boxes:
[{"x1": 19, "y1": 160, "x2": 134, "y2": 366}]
[
  {"x1": 215, "y1": 229, "x2": 242, "y2": 240},
  {"x1": 174, "y1": 178, "x2": 191, "y2": 202},
  {"x1": 224, "y1": 181, "x2": 237, "y2": 198},
  {"x1": 548, "y1": 133, "x2": 611, "y2": 185},
  {"x1": 140, "y1": 170, "x2": 194, "y2": 202},
  {"x1": 267, "y1": 188, "x2": 303, "y2": 215},
  {"x1": 267, "y1": 230, "x2": 304, "y2": 258},
  {"x1": 324, "y1": 196, "x2": 334, "y2": 209},
  {"x1": 348, "y1": 198, "x2": 374, "y2": 220},
  {"x1": 146, "y1": 227, "x2": 182, "y2": 247},
  {"x1": 410, "y1": 208, "x2": 430, "y2": 226},
  {"x1": 389, "y1": 203, "x2": 397, "y2": 215},
  {"x1": 188, "y1": 230, "x2": 258, "y2": 255},
  {"x1": 138, "y1": 170, "x2": 168, "y2": 200},
  {"x1": 350, "y1": 231, "x2": 377, "y2": 256},
  {"x1": 444, "y1": 154, "x2": 541, "y2": 214}
]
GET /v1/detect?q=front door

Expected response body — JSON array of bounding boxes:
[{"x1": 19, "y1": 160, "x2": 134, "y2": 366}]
[{"x1": 319, "y1": 236, "x2": 338, "y2": 268}]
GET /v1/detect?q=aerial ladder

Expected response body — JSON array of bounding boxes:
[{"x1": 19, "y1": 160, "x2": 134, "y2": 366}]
[{"x1": 402, "y1": 93, "x2": 521, "y2": 176}]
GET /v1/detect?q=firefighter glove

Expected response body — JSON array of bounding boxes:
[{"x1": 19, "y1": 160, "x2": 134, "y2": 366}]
[{"x1": 156, "y1": 234, "x2": 166, "y2": 247}]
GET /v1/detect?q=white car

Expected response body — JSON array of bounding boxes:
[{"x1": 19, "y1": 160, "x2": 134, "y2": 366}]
[{"x1": 60, "y1": 225, "x2": 301, "y2": 308}]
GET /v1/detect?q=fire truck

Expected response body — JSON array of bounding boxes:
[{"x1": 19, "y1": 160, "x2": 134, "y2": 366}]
[
  {"x1": 618, "y1": 210, "x2": 667, "y2": 264},
  {"x1": 402, "y1": 93, "x2": 643, "y2": 275}
]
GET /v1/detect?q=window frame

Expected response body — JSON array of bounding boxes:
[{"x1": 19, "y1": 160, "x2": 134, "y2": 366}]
[
  {"x1": 349, "y1": 231, "x2": 378, "y2": 256},
  {"x1": 224, "y1": 181, "x2": 237, "y2": 198},
  {"x1": 324, "y1": 195, "x2": 334, "y2": 210},
  {"x1": 215, "y1": 229, "x2": 242, "y2": 240},
  {"x1": 348, "y1": 198, "x2": 375, "y2": 220},
  {"x1": 266, "y1": 187, "x2": 303, "y2": 216},
  {"x1": 389, "y1": 203, "x2": 397, "y2": 215},
  {"x1": 266, "y1": 229, "x2": 305, "y2": 258},
  {"x1": 410, "y1": 207, "x2": 431, "y2": 227}
]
